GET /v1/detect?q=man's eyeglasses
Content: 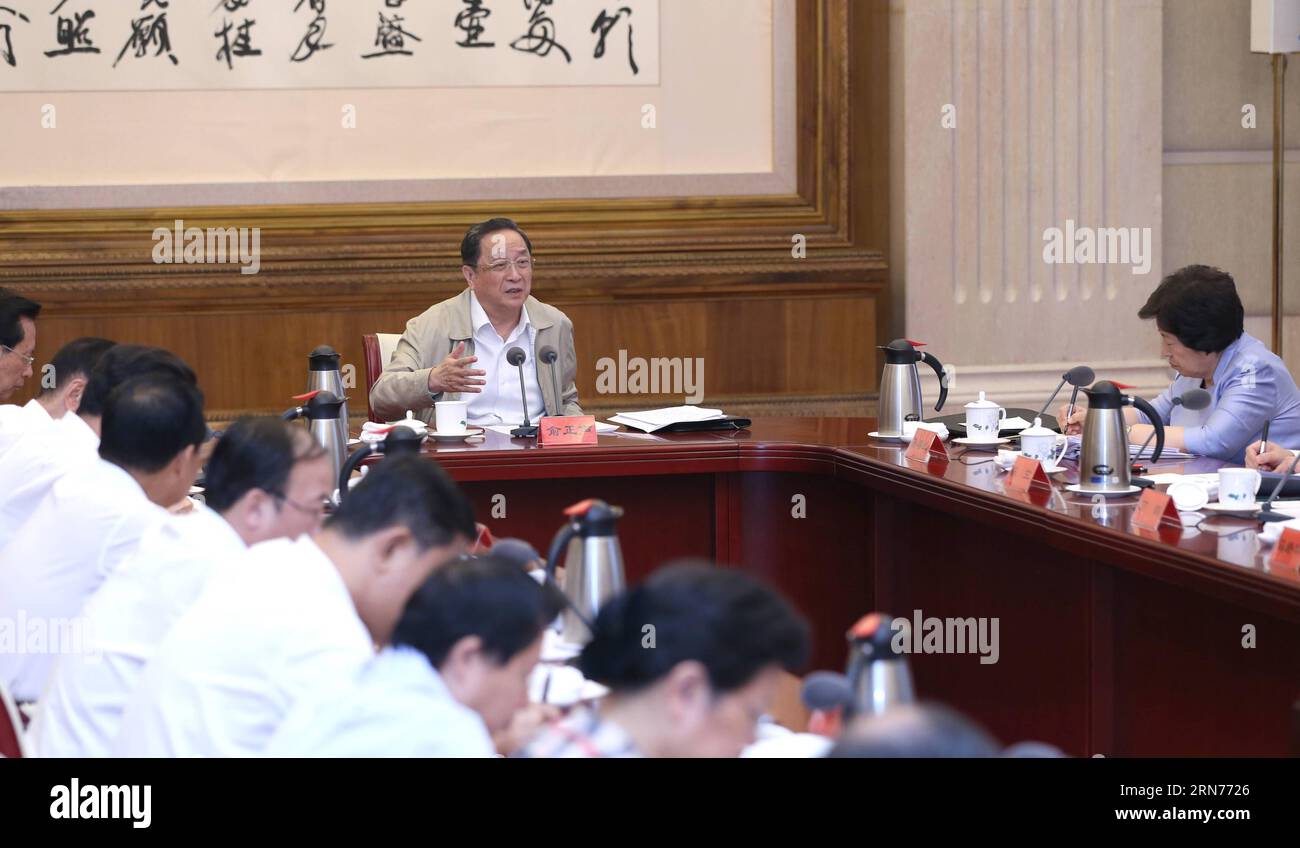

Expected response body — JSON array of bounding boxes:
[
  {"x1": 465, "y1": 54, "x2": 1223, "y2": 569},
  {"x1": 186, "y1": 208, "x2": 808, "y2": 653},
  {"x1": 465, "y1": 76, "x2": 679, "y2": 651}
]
[
  {"x1": 476, "y1": 257, "x2": 534, "y2": 274},
  {"x1": 0, "y1": 344, "x2": 34, "y2": 368}
]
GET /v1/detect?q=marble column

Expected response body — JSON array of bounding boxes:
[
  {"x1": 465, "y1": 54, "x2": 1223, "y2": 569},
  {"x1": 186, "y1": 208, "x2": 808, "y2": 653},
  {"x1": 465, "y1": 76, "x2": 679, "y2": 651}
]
[{"x1": 892, "y1": 0, "x2": 1170, "y2": 409}]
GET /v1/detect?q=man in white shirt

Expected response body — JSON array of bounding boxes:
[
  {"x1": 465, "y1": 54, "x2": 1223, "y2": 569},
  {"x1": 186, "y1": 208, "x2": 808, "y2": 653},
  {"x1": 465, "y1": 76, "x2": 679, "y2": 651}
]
[
  {"x1": 0, "y1": 337, "x2": 114, "y2": 462},
  {"x1": 0, "y1": 374, "x2": 208, "y2": 703},
  {"x1": 369, "y1": 217, "x2": 582, "y2": 426},
  {"x1": 0, "y1": 344, "x2": 195, "y2": 540},
  {"x1": 0, "y1": 287, "x2": 40, "y2": 403},
  {"x1": 113, "y1": 454, "x2": 477, "y2": 757},
  {"x1": 31, "y1": 417, "x2": 334, "y2": 757},
  {"x1": 266, "y1": 554, "x2": 564, "y2": 757}
]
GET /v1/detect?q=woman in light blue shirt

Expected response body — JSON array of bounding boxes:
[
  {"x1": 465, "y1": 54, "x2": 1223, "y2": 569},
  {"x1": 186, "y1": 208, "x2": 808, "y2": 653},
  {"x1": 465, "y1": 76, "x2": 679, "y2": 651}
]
[{"x1": 1062, "y1": 265, "x2": 1300, "y2": 464}]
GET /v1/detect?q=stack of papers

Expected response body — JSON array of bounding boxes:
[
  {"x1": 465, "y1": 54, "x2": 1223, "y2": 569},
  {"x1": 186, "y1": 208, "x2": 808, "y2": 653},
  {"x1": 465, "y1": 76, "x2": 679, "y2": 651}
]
[
  {"x1": 1129, "y1": 443, "x2": 1196, "y2": 459},
  {"x1": 1058, "y1": 436, "x2": 1199, "y2": 461},
  {"x1": 607, "y1": 406, "x2": 725, "y2": 433}
]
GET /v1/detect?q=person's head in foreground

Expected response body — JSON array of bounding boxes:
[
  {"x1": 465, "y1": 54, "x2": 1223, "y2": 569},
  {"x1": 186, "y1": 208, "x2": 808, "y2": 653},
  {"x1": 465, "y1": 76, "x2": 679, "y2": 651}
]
[
  {"x1": 320, "y1": 453, "x2": 478, "y2": 645},
  {"x1": 393, "y1": 554, "x2": 566, "y2": 735},
  {"x1": 78, "y1": 343, "x2": 198, "y2": 434},
  {"x1": 34, "y1": 336, "x2": 115, "y2": 419},
  {"x1": 99, "y1": 374, "x2": 209, "y2": 509},
  {"x1": 825, "y1": 702, "x2": 1001, "y2": 758},
  {"x1": 203, "y1": 416, "x2": 335, "y2": 545},
  {"x1": 0, "y1": 287, "x2": 41, "y2": 401},
  {"x1": 521, "y1": 561, "x2": 811, "y2": 758},
  {"x1": 1138, "y1": 264, "x2": 1244, "y2": 382}
]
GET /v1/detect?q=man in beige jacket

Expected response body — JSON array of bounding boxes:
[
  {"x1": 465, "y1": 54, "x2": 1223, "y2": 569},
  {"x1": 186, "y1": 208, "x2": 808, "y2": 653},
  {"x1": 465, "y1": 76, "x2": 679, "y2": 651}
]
[{"x1": 370, "y1": 218, "x2": 582, "y2": 427}]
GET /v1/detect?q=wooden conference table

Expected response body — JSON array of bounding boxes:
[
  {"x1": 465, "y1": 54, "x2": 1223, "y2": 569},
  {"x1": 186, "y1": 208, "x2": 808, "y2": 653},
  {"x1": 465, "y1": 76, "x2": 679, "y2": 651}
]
[{"x1": 391, "y1": 416, "x2": 1300, "y2": 756}]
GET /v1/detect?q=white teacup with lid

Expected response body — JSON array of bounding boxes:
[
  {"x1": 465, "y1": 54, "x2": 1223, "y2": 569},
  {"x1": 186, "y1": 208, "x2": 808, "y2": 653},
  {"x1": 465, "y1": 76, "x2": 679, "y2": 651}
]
[
  {"x1": 1018, "y1": 416, "x2": 1064, "y2": 466},
  {"x1": 964, "y1": 391, "x2": 1007, "y2": 441}
]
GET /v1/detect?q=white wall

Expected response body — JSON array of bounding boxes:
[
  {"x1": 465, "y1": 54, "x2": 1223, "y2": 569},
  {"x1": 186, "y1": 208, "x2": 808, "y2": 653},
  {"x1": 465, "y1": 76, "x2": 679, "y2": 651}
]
[{"x1": 892, "y1": 0, "x2": 1170, "y2": 408}]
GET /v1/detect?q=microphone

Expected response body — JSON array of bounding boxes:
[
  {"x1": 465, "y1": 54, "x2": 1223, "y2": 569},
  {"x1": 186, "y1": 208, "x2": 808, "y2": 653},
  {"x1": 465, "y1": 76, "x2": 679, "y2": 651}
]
[
  {"x1": 506, "y1": 346, "x2": 538, "y2": 438},
  {"x1": 538, "y1": 344, "x2": 563, "y2": 418},
  {"x1": 1131, "y1": 388, "x2": 1212, "y2": 467},
  {"x1": 1173, "y1": 388, "x2": 1212, "y2": 412},
  {"x1": 800, "y1": 671, "x2": 853, "y2": 712},
  {"x1": 1036, "y1": 365, "x2": 1095, "y2": 424},
  {"x1": 1254, "y1": 451, "x2": 1300, "y2": 523},
  {"x1": 800, "y1": 670, "x2": 854, "y2": 737}
]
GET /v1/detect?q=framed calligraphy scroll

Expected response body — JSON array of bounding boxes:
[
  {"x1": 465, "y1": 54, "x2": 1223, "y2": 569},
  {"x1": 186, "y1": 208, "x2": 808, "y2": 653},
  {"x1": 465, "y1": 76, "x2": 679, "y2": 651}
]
[
  {"x1": 0, "y1": 1, "x2": 890, "y2": 426},
  {"x1": 0, "y1": 0, "x2": 779, "y2": 208},
  {"x1": 0, "y1": 0, "x2": 658, "y2": 91}
]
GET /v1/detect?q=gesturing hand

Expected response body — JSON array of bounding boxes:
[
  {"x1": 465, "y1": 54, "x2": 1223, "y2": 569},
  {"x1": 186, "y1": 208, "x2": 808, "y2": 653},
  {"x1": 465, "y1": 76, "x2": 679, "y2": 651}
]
[{"x1": 428, "y1": 341, "x2": 487, "y2": 395}]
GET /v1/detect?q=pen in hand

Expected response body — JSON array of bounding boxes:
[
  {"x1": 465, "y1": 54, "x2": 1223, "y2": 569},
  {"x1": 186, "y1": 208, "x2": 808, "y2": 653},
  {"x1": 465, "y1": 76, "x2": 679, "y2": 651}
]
[{"x1": 1261, "y1": 420, "x2": 1271, "y2": 455}]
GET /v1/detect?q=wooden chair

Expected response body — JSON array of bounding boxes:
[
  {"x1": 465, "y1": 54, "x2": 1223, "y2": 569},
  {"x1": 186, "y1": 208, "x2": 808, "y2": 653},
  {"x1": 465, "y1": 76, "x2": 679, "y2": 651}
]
[{"x1": 361, "y1": 332, "x2": 402, "y2": 422}]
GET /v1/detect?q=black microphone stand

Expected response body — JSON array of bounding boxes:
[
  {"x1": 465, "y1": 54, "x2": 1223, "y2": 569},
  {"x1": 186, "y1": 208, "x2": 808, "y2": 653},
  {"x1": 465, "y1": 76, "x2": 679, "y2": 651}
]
[
  {"x1": 1255, "y1": 451, "x2": 1300, "y2": 523},
  {"x1": 511, "y1": 356, "x2": 539, "y2": 438}
]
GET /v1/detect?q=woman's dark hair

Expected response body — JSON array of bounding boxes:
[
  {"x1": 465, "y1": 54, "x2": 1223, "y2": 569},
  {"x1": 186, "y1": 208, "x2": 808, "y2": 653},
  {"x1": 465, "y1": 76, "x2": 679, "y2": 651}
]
[
  {"x1": 203, "y1": 417, "x2": 325, "y2": 513},
  {"x1": 1137, "y1": 264, "x2": 1244, "y2": 353},
  {"x1": 460, "y1": 217, "x2": 533, "y2": 267},
  {"x1": 99, "y1": 374, "x2": 208, "y2": 474},
  {"x1": 578, "y1": 562, "x2": 810, "y2": 694},
  {"x1": 393, "y1": 554, "x2": 566, "y2": 668}
]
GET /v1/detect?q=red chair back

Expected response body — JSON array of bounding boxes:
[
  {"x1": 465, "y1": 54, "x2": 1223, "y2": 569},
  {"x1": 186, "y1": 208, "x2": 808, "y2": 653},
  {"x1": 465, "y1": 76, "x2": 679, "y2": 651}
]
[{"x1": 362, "y1": 333, "x2": 384, "y2": 423}]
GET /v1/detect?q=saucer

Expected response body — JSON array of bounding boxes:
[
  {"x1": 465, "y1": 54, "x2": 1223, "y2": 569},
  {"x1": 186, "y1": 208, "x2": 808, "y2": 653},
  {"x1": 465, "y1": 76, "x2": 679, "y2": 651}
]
[
  {"x1": 429, "y1": 426, "x2": 485, "y2": 443},
  {"x1": 954, "y1": 436, "x2": 1010, "y2": 447},
  {"x1": 868, "y1": 431, "x2": 905, "y2": 441},
  {"x1": 1202, "y1": 501, "x2": 1260, "y2": 514},
  {"x1": 1000, "y1": 450, "x2": 1067, "y2": 473},
  {"x1": 1065, "y1": 484, "x2": 1141, "y2": 497}
]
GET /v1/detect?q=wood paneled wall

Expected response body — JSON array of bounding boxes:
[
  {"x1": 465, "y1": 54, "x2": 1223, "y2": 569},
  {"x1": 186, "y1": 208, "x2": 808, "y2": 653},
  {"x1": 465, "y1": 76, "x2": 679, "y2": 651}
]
[{"x1": 0, "y1": 1, "x2": 890, "y2": 425}]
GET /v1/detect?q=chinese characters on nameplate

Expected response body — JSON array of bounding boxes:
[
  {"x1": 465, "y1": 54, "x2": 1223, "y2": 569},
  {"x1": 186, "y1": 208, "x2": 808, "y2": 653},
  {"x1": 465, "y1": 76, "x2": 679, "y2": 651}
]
[{"x1": 0, "y1": 0, "x2": 658, "y2": 90}]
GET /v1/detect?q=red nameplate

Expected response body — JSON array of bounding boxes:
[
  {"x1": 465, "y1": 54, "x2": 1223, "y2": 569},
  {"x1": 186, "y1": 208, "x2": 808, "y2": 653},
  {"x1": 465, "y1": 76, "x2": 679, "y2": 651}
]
[
  {"x1": 538, "y1": 415, "x2": 598, "y2": 446},
  {"x1": 904, "y1": 428, "x2": 949, "y2": 462},
  {"x1": 1006, "y1": 455, "x2": 1051, "y2": 493},
  {"x1": 1269, "y1": 527, "x2": 1300, "y2": 570},
  {"x1": 1131, "y1": 488, "x2": 1180, "y2": 531}
]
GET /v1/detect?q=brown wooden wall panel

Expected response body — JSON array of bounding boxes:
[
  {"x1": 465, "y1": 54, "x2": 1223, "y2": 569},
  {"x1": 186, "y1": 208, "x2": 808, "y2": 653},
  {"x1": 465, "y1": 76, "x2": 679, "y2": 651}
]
[
  {"x1": 21, "y1": 286, "x2": 881, "y2": 422},
  {"x1": 0, "y1": 1, "x2": 890, "y2": 422}
]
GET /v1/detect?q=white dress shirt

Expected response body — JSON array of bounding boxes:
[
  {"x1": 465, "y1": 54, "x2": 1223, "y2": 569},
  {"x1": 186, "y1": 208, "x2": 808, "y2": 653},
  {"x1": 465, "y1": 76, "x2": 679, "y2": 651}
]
[
  {"x1": 0, "y1": 398, "x2": 52, "y2": 461},
  {"x1": 112, "y1": 535, "x2": 375, "y2": 757},
  {"x1": 30, "y1": 504, "x2": 247, "y2": 757},
  {"x1": 264, "y1": 645, "x2": 495, "y2": 758},
  {"x1": 0, "y1": 458, "x2": 166, "y2": 703},
  {"x1": 466, "y1": 292, "x2": 546, "y2": 427},
  {"x1": 0, "y1": 411, "x2": 99, "y2": 542}
]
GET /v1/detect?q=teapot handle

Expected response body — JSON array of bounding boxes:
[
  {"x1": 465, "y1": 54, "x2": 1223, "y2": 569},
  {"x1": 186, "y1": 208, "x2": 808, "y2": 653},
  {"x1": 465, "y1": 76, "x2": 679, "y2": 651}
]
[
  {"x1": 545, "y1": 521, "x2": 580, "y2": 583},
  {"x1": 919, "y1": 352, "x2": 949, "y2": 412},
  {"x1": 336, "y1": 443, "x2": 375, "y2": 504},
  {"x1": 1128, "y1": 395, "x2": 1165, "y2": 464}
]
